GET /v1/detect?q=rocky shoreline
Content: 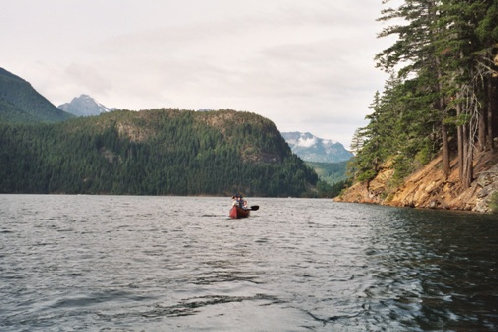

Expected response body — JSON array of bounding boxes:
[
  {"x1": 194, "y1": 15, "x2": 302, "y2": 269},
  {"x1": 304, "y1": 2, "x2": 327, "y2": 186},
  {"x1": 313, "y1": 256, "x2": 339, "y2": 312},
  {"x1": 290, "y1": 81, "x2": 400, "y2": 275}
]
[{"x1": 335, "y1": 151, "x2": 498, "y2": 214}]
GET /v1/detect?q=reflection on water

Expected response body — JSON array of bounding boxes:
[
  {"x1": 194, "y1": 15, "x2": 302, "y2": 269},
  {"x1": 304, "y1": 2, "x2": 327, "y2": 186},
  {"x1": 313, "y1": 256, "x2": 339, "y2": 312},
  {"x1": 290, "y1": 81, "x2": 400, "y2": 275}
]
[{"x1": 0, "y1": 195, "x2": 497, "y2": 331}]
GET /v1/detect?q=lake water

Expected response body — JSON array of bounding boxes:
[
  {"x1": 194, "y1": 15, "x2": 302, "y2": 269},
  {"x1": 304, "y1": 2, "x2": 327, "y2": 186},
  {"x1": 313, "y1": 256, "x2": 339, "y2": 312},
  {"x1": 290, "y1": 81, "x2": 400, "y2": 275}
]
[{"x1": 1, "y1": 195, "x2": 497, "y2": 331}]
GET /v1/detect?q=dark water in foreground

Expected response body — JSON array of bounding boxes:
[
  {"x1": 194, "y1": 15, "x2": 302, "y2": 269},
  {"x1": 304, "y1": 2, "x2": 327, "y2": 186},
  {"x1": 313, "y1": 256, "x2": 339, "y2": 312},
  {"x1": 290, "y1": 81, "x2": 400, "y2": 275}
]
[{"x1": 1, "y1": 195, "x2": 497, "y2": 331}]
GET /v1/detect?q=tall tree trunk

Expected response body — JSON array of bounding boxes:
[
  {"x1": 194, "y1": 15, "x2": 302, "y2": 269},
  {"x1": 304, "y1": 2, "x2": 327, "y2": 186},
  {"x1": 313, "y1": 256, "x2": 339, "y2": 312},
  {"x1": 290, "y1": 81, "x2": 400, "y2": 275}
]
[
  {"x1": 464, "y1": 140, "x2": 473, "y2": 188},
  {"x1": 441, "y1": 121, "x2": 450, "y2": 178},
  {"x1": 456, "y1": 101, "x2": 464, "y2": 180},
  {"x1": 435, "y1": 54, "x2": 450, "y2": 178},
  {"x1": 462, "y1": 122, "x2": 469, "y2": 186},
  {"x1": 488, "y1": 79, "x2": 495, "y2": 151},
  {"x1": 478, "y1": 88, "x2": 486, "y2": 152}
]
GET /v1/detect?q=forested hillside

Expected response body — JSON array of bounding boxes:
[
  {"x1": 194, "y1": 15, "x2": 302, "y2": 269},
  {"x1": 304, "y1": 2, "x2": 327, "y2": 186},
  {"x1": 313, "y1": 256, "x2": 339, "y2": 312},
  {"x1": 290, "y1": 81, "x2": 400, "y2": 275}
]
[
  {"x1": 0, "y1": 109, "x2": 318, "y2": 196},
  {"x1": 306, "y1": 161, "x2": 351, "y2": 198},
  {"x1": 348, "y1": 1, "x2": 498, "y2": 197},
  {"x1": 0, "y1": 67, "x2": 73, "y2": 123},
  {"x1": 307, "y1": 161, "x2": 348, "y2": 184}
]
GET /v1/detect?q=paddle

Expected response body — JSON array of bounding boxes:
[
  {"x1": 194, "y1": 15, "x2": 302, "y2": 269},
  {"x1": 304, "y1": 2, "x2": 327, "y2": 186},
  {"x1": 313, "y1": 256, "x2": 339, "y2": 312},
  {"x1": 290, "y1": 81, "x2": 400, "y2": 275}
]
[{"x1": 250, "y1": 205, "x2": 259, "y2": 211}]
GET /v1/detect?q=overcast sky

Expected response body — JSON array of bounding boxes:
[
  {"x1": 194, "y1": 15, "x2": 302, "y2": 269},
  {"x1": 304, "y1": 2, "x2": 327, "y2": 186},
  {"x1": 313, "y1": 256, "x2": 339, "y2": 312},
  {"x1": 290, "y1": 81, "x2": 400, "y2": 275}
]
[{"x1": 0, "y1": 0, "x2": 393, "y2": 147}]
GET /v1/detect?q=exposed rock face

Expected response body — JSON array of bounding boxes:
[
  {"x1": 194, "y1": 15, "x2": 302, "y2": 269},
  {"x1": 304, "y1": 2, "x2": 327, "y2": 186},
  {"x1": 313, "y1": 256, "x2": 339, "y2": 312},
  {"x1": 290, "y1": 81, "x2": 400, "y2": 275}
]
[
  {"x1": 474, "y1": 164, "x2": 498, "y2": 213},
  {"x1": 58, "y1": 94, "x2": 111, "y2": 117},
  {"x1": 335, "y1": 166, "x2": 392, "y2": 204},
  {"x1": 335, "y1": 151, "x2": 498, "y2": 213},
  {"x1": 116, "y1": 122, "x2": 151, "y2": 143}
]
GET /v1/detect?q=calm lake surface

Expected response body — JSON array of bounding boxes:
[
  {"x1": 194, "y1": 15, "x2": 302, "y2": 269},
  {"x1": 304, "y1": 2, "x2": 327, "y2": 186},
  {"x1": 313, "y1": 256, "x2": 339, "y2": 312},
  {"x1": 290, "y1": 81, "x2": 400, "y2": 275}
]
[{"x1": 1, "y1": 195, "x2": 497, "y2": 331}]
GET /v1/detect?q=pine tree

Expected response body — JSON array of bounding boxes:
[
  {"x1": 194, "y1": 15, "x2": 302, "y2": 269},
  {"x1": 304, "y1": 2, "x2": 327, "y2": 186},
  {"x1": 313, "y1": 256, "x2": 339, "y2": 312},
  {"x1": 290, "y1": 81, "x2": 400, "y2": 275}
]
[
  {"x1": 376, "y1": 0, "x2": 453, "y2": 177},
  {"x1": 370, "y1": 0, "x2": 497, "y2": 188},
  {"x1": 435, "y1": 0, "x2": 497, "y2": 186}
]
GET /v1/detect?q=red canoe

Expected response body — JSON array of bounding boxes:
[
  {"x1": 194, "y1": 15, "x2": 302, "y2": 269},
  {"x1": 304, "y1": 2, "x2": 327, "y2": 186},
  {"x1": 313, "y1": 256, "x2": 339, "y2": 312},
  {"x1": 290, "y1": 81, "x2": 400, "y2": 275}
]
[{"x1": 229, "y1": 205, "x2": 250, "y2": 219}]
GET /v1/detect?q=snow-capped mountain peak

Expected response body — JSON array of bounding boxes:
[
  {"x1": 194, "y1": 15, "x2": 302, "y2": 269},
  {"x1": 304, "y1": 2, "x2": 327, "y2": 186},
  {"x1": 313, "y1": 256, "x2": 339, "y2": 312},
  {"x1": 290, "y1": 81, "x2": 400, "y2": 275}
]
[
  {"x1": 58, "y1": 94, "x2": 111, "y2": 117},
  {"x1": 281, "y1": 131, "x2": 352, "y2": 163}
]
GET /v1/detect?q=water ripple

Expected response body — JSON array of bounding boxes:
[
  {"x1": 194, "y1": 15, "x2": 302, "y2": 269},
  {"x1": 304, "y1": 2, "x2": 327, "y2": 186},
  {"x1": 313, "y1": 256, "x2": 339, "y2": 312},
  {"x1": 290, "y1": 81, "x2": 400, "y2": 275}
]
[{"x1": 1, "y1": 195, "x2": 497, "y2": 331}]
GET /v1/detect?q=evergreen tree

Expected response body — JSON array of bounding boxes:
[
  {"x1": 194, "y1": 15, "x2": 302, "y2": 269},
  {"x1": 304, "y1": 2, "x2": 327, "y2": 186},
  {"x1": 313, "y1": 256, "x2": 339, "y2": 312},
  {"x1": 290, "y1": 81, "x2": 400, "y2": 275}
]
[
  {"x1": 350, "y1": 0, "x2": 497, "y2": 191},
  {"x1": 0, "y1": 109, "x2": 318, "y2": 197}
]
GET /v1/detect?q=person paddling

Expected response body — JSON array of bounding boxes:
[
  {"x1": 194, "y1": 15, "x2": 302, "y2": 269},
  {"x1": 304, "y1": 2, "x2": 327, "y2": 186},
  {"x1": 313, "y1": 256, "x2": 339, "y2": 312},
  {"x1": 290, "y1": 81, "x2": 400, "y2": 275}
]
[
  {"x1": 229, "y1": 194, "x2": 259, "y2": 219},
  {"x1": 240, "y1": 195, "x2": 248, "y2": 210},
  {"x1": 232, "y1": 193, "x2": 248, "y2": 210},
  {"x1": 231, "y1": 194, "x2": 239, "y2": 207}
]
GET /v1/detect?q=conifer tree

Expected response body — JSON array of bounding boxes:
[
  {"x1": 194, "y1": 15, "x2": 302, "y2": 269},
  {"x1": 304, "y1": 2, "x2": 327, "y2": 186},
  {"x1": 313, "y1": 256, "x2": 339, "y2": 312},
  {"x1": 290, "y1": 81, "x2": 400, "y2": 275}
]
[
  {"x1": 350, "y1": 0, "x2": 497, "y2": 192},
  {"x1": 376, "y1": 0, "x2": 452, "y2": 177}
]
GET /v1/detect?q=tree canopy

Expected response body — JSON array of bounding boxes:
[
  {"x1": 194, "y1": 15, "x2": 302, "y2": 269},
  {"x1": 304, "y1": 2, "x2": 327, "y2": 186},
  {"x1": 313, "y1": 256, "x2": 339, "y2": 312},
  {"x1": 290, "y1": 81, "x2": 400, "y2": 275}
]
[
  {"x1": 0, "y1": 109, "x2": 318, "y2": 197},
  {"x1": 350, "y1": 0, "x2": 498, "y2": 190}
]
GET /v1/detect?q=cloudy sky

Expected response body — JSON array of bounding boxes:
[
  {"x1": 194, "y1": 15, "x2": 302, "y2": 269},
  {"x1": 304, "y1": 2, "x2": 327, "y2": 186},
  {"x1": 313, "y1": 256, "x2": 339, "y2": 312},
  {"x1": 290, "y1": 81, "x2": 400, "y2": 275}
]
[{"x1": 1, "y1": 0, "x2": 393, "y2": 147}]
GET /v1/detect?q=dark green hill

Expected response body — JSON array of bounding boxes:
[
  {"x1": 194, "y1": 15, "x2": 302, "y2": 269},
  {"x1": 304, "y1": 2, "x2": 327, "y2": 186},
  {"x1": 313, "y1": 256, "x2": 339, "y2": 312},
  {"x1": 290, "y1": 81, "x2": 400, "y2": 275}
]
[
  {"x1": 0, "y1": 67, "x2": 73, "y2": 123},
  {"x1": 0, "y1": 109, "x2": 317, "y2": 196},
  {"x1": 306, "y1": 161, "x2": 348, "y2": 185},
  {"x1": 305, "y1": 161, "x2": 351, "y2": 198}
]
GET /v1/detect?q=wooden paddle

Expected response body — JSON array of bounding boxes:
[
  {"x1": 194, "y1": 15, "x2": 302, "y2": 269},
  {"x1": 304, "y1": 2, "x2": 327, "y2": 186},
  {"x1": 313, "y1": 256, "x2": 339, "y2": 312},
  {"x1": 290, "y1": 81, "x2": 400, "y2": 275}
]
[{"x1": 250, "y1": 205, "x2": 259, "y2": 211}]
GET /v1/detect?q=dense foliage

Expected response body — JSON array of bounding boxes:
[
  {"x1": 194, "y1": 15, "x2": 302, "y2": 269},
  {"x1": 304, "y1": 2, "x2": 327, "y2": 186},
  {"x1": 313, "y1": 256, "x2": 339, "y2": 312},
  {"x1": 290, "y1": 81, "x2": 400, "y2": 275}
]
[
  {"x1": 0, "y1": 67, "x2": 73, "y2": 123},
  {"x1": 350, "y1": 0, "x2": 498, "y2": 189},
  {"x1": 306, "y1": 161, "x2": 348, "y2": 184},
  {"x1": 315, "y1": 178, "x2": 352, "y2": 198},
  {"x1": 0, "y1": 109, "x2": 318, "y2": 196},
  {"x1": 304, "y1": 161, "x2": 349, "y2": 198}
]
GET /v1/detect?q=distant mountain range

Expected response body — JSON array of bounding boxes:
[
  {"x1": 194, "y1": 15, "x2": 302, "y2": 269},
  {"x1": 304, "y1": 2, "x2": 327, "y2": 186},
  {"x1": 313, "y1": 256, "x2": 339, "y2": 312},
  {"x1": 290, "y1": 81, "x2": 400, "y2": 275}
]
[
  {"x1": 58, "y1": 94, "x2": 111, "y2": 117},
  {"x1": 0, "y1": 67, "x2": 319, "y2": 197},
  {"x1": 281, "y1": 131, "x2": 353, "y2": 163},
  {"x1": 0, "y1": 67, "x2": 73, "y2": 123}
]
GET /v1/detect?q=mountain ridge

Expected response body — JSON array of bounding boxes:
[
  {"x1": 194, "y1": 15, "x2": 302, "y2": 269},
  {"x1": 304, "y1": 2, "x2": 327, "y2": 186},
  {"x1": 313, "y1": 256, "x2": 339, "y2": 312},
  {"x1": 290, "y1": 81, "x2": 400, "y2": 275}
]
[
  {"x1": 281, "y1": 131, "x2": 353, "y2": 163},
  {"x1": 0, "y1": 108, "x2": 318, "y2": 196},
  {"x1": 0, "y1": 68, "x2": 323, "y2": 197},
  {"x1": 58, "y1": 94, "x2": 111, "y2": 117},
  {"x1": 0, "y1": 67, "x2": 73, "y2": 123}
]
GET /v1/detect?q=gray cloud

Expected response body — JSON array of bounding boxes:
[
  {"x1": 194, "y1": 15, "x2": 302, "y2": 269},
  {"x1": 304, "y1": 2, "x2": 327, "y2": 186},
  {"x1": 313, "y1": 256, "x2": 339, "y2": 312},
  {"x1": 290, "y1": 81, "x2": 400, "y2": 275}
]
[
  {"x1": 64, "y1": 63, "x2": 112, "y2": 96},
  {"x1": 0, "y1": 0, "x2": 390, "y2": 147}
]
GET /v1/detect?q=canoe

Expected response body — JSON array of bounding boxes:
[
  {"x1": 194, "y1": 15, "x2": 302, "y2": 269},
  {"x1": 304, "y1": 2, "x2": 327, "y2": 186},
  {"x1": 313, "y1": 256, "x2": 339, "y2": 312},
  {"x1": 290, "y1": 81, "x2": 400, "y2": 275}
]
[{"x1": 229, "y1": 205, "x2": 250, "y2": 219}]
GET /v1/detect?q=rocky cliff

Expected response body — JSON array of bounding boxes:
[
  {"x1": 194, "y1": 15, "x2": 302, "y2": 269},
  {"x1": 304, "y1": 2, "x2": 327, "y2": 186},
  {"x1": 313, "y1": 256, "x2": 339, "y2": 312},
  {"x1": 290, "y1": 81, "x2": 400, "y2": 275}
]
[{"x1": 335, "y1": 151, "x2": 498, "y2": 213}]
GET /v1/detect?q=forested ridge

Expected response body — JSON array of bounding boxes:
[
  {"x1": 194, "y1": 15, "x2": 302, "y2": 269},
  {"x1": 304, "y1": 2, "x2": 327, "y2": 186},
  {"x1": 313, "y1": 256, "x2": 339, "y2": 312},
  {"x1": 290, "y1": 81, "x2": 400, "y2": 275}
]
[
  {"x1": 349, "y1": 0, "x2": 498, "y2": 193},
  {"x1": 0, "y1": 109, "x2": 318, "y2": 196},
  {"x1": 0, "y1": 67, "x2": 73, "y2": 123}
]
